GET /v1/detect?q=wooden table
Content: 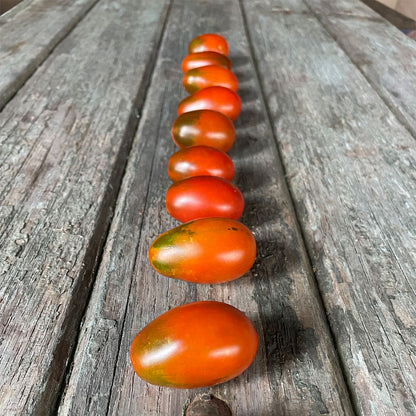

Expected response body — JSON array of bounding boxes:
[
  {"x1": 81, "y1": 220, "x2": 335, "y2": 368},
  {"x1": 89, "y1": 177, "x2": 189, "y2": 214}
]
[{"x1": 1, "y1": 0, "x2": 415, "y2": 414}]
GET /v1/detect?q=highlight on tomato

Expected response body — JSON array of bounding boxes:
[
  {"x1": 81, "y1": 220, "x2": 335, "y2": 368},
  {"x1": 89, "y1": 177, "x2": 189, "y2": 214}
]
[
  {"x1": 166, "y1": 176, "x2": 244, "y2": 223},
  {"x1": 168, "y1": 146, "x2": 235, "y2": 182},
  {"x1": 148, "y1": 217, "x2": 256, "y2": 284},
  {"x1": 183, "y1": 65, "x2": 238, "y2": 94},
  {"x1": 188, "y1": 33, "x2": 228, "y2": 56},
  {"x1": 181, "y1": 51, "x2": 231, "y2": 73},
  {"x1": 177, "y1": 86, "x2": 241, "y2": 121},
  {"x1": 171, "y1": 110, "x2": 235, "y2": 151},
  {"x1": 130, "y1": 301, "x2": 259, "y2": 388}
]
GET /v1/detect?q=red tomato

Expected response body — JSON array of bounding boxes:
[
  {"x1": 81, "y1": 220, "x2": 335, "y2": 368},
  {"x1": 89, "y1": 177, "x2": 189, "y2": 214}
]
[
  {"x1": 148, "y1": 218, "x2": 256, "y2": 283},
  {"x1": 166, "y1": 176, "x2": 244, "y2": 223},
  {"x1": 171, "y1": 110, "x2": 235, "y2": 151},
  {"x1": 177, "y1": 86, "x2": 241, "y2": 121},
  {"x1": 130, "y1": 301, "x2": 258, "y2": 388},
  {"x1": 188, "y1": 33, "x2": 228, "y2": 56},
  {"x1": 168, "y1": 146, "x2": 235, "y2": 182},
  {"x1": 183, "y1": 65, "x2": 238, "y2": 94},
  {"x1": 181, "y1": 51, "x2": 231, "y2": 73}
]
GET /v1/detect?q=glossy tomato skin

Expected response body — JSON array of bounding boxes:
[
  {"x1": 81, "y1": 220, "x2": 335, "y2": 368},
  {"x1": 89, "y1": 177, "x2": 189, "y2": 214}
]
[
  {"x1": 149, "y1": 218, "x2": 256, "y2": 283},
  {"x1": 188, "y1": 33, "x2": 228, "y2": 56},
  {"x1": 168, "y1": 146, "x2": 235, "y2": 182},
  {"x1": 183, "y1": 65, "x2": 238, "y2": 94},
  {"x1": 181, "y1": 51, "x2": 231, "y2": 73},
  {"x1": 130, "y1": 301, "x2": 258, "y2": 388},
  {"x1": 166, "y1": 176, "x2": 244, "y2": 223},
  {"x1": 177, "y1": 86, "x2": 241, "y2": 121},
  {"x1": 171, "y1": 110, "x2": 235, "y2": 151}
]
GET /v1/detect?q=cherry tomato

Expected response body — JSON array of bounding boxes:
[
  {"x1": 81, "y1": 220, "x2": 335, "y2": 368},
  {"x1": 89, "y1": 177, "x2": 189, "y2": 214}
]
[
  {"x1": 188, "y1": 33, "x2": 228, "y2": 56},
  {"x1": 130, "y1": 301, "x2": 258, "y2": 388},
  {"x1": 171, "y1": 110, "x2": 235, "y2": 151},
  {"x1": 148, "y1": 218, "x2": 256, "y2": 283},
  {"x1": 168, "y1": 146, "x2": 235, "y2": 182},
  {"x1": 183, "y1": 65, "x2": 238, "y2": 94},
  {"x1": 181, "y1": 51, "x2": 231, "y2": 73},
  {"x1": 166, "y1": 176, "x2": 244, "y2": 223},
  {"x1": 177, "y1": 86, "x2": 241, "y2": 121}
]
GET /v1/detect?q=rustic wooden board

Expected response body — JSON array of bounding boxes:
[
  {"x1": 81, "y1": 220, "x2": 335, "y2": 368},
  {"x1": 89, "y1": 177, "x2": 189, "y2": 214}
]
[
  {"x1": 304, "y1": 0, "x2": 416, "y2": 138},
  {"x1": 0, "y1": 0, "x2": 100, "y2": 110},
  {"x1": 0, "y1": 0, "x2": 170, "y2": 414},
  {"x1": 58, "y1": 0, "x2": 354, "y2": 415},
  {"x1": 241, "y1": 1, "x2": 416, "y2": 414},
  {"x1": 361, "y1": 0, "x2": 416, "y2": 30}
]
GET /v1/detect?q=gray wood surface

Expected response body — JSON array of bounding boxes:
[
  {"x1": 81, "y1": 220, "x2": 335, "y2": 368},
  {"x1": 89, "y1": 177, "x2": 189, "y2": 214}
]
[
  {"x1": 58, "y1": 0, "x2": 354, "y2": 415},
  {"x1": 0, "y1": 0, "x2": 170, "y2": 414},
  {"x1": 306, "y1": 0, "x2": 416, "y2": 138},
  {"x1": 0, "y1": 0, "x2": 99, "y2": 110},
  {"x1": 242, "y1": 0, "x2": 416, "y2": 414},
  {"x1": 361, "y1": 0, "x2": 416, "y2": 30}
]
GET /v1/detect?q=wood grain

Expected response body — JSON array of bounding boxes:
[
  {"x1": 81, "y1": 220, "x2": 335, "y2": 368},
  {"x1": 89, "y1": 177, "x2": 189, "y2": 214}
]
[
  {"x1": 361, "y1": 0, "x2": 416, "y2": 30},
  {"x1": 0, "y1": 0, "x2": 100, "y2": 110},
  {"x1": 305, "y1": 0, "x2": 416, "y2": 138},
  {"x1": 0, "y1": 0, "x2": 170, "y2": 414},
  {"x1": 241, "y1": 1, "x2": 416, "y2": 414},
  {"x1": 58, "y1": 0, "x2": 354, "y2": 415}
]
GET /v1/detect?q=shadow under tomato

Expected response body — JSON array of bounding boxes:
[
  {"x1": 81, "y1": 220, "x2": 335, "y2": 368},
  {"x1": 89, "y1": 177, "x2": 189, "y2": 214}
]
[
  {"x1": 234, "y1": 69, "x2": 253, "y2": 84},
  {"x1": 239, "y1": 196, "x2": 280, "y2": 229},
  {"x1": 228, "y1": 55, "x2": 250, "y2": 69},
  {"x1": 221, "y1": 304, "x2": 316, "y2": 416},
  {"x1": 236, "y1": 107, "x2": 266, "y2": 128},
  {"x1": 237, "y1": 85, "x2": 259, "y2": 103},
  {"x1": 234, "y1": 162, "x2": 272, "y2": 187}
]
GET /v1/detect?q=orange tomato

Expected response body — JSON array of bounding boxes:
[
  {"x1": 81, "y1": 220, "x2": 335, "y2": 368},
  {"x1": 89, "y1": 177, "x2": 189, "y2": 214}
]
[
  {"x1": 166, "y1": 176, "x2": 244, "y2": 223},
  {"x1": 148, "y1": 217, "x2": 256, "y2": 284},
  {"x1": 188, "y1": 33, "x2": 228, "y2": 56},
  {"x1": 177, "y1": 86, "x2": 241, "y2": 121},
  {"x1": 171, "y1": 110, "x2": 235, "y2": 151},
  {"x1": 181, "y1": 51, "x2": 232, "y2": 73},
  {"x1": 130, "y1": 301, "x2": 258, "y2": 388},
  {"x1": 183, "y1": 65, "x2": 238, "y2": 94},
  {"x1": 168, "y1": 146, "x2": 235, "y2": 182}
]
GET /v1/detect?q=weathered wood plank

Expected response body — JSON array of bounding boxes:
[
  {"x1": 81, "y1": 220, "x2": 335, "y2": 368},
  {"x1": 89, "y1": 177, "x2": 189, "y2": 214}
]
[
  {"x1": 304, "y1": 0, "x2": 416, "y2": 138},
  {"x1": 361, "y1": 0, "x2": 416, "y2": 30},
  {"x1": 0, "y1": 0, "x2": 170, "y2": 414},
  {"x1": 58, "y1": 0, "x2": 354, "y2": 415},
  {"x1": 242, "y1": 1, "x2": 416, "y2": 414},
  {"x1": 0, "y1": 0, "x2": 100, "y2": 110}
]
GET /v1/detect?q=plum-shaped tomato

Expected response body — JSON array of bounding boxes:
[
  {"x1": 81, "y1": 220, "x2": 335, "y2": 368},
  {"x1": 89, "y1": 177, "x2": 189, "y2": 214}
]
[
  {"x1": 188, "y1": 33, "x2": 228, "y2": 56},
  {"x1": 182, "y1": 51, "x2": 231, "y2": 73},
  {"x1": 168, "y1": 146, "x2": 235, "y2": 182},
  {"x1": 130, "y1": 301, "x2": 258, "y2": 388},
  {"x1": 148, "y1": 218, "x2": 256, "y2": 283},
  {"x1": 171, "y1": 110, "x2": 235, "y2": 151},
  {"x1": 183, "y1": 65, "x2": 238, "y2": 94},
  {"x1": 177, "y1": 86, "x2": 241, "y2": 121},
  {"x1": 166, "y1": 176, "x2": 244, "y2": 223}
]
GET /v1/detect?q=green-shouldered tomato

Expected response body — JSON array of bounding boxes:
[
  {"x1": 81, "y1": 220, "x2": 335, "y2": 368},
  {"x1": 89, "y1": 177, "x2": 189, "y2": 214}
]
[
  {"x1": 148, "y1": 218, "x2": 256, "y2": 284},
  {"x1": 171, "y1": 110, "x2": 235, "y2": 151},
  {"x1": 181, "y1": 51, "x2": 232, "y2": 73},
  {"x1": 188, "y1": 33, "x2": 228, "y2": 56},
  {"x1": 177, "y1": 86, "x2": 241, "y2": 121},
  {"x1": 166, "y1": 176, "x2": 244, "y2": 223},
  {"x1": 168, "y1": 146, "x2": 235, "y2": 182},
  {"x1": 183, "y1": 65, "x2": 238, "y2": 94},
  {"x1": 130, "y1": 301, "x2": 258, "y2": 388}
]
